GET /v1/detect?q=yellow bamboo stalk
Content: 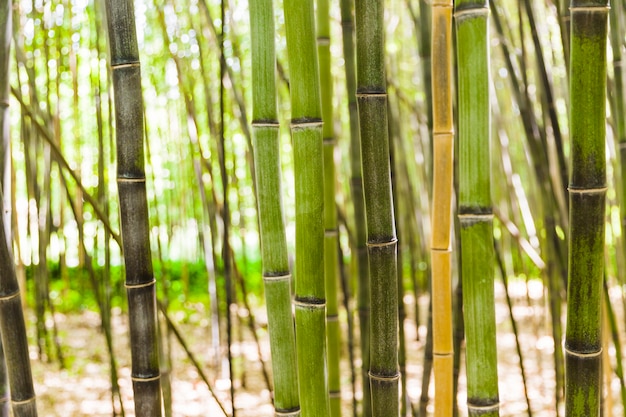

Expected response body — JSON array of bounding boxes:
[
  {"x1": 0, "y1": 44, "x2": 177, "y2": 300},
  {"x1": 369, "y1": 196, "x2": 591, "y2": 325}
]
[{"x1": 430, "y1": 1, "x2": 454, "y2": 416}]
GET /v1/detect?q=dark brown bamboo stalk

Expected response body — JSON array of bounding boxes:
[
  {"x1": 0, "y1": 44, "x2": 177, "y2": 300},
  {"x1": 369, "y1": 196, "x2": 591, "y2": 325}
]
[{"x1": 104, "y1": 0, "x2": 162, "y2": 414}]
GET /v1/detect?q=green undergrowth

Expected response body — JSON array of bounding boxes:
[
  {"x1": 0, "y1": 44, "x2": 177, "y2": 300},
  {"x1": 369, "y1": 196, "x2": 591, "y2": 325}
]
[{"x1": 23, "y1": 257, "x2": 265, "y2": 318}]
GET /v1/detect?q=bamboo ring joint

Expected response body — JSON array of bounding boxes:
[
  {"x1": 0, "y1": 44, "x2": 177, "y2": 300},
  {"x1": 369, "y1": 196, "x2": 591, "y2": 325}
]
[
  {"x1": 567, "y1": 186, "x2": 607, "y2": 195},
  {"x1": 11, "y1": 396, "x2": 36, "y2": 405},
  {"x1": 355, "y1": 92, "x2": 387, "y2": 98},
  {"x1": 467, "y1": 403, "x2": 500, "y2": 413},
  {"x1": 131, "y1": 374, "x2": 161, "y2": 382},
  {"x1": 326, "y1": 314, "x2": 339, "y2": 322},
  {"x1": 454, "y1": 6, "x2": 489, "y2": 20},
  {"x1": 368, "y1": 371, "x2": 400, "y2": 382},
  {"x1": 366, "y1": 238, "x2": 398, "y2": 248},
  {"x1": 125, "y1": 279, "x2": 156, "y2": 289},
  {"x1": 564, "y1": 347, "x2": 602, "y2": 358},
  {"x1": 569, "y1": 5, "x2": 610, "y2": 12},
  {"x1": 263, "y1": 273, "x2": 292, "y2": 282},
  {"x1": 0, "y1": 290, "x2": 20, "y2": 302},
  {"x1": 290, "y1": 120, "x2": 323, "y2": 130},
  {"x1": 457, "y1": 213, "x2": 493, "y2": 220},
  {"x1": 293, "y1": 298, "x2": 326, "y2": 309},
  {"x1": 111, "y1": 62, "x2": 141, "y2": 69},
  {"x1": 252, "y1": 121, "x2": 280, "y2": 128},
  {"x1": 275, "y1": 408, "x2": 301, "y2": 417},
  {"x1": 317, "y1": 36, "x2": 330, "y2": 46},
  {"x1": 11, "y1": 396, "x2": 36, "y2": 406}
]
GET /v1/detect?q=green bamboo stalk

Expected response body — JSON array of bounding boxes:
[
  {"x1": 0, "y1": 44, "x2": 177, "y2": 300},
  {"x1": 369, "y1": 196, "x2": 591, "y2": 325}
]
[
  {"x1": 282, "y1": 0, "x2": 329, "y2": 415},
  {"x1": 609, "y1": 0, "x2": 626, "y2": 276},
  {"x1": 454, "y1": 1, "x2": 500, "y2": 416},
  {"x1": 431, "y1": 1, "x2": 454, "y2": 415},
  {"x1": 564, "y1": 1, "x2": 609, "y2": 416},
  {"x1": 218, "y1": 1, "x2": 236, "y2": 412},
  {"x1": 103, "y1": 0, "x2": 162, "y2": 414},
  {"x1": 355, "y1": 0, "x2": 399, "y2": 414},
  {"x1": 338, "y1": 0, "x2": 370, "y2": 413},
  {"x1": 317, "y1": 0, "x2": 341, "y2": 415}
]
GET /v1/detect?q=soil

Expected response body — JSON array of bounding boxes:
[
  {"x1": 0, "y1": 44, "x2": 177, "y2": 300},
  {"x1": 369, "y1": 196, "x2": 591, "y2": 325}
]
[{"x1": 25, "y1": 280, "x2": 625, "y2": 416}]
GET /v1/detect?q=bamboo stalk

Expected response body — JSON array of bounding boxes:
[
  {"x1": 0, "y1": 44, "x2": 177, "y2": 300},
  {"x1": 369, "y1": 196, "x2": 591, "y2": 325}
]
[
  {"x1": 282, "y1": 0, "x2": 329, "y2": 414},
  {"x1": 454, "y1": 1, "x2": 500, "y2": 416},
  {"x1": 103, "y1": 0, "x2": 162, "y2": 414},
  {"x1": 338, "y1": 0, "x2": 371, "y2": 413},
  {"x1": 0, "y1": 1, "x2": 37, "y2": 415},
  {"x1": 564, "y1": 1, "x2": 609, "y2": 416},
  {"x1": 0, "y1": 0, "x2": 9, "y2": 409},
  {"x1": 430, "y1": 1, "x2": 454, "y2": 415},
  {"x1": 355, "y1": 0, "x2": 399, "y2": 414},
  {"x1": 317, "y1": 0, "x2": 341, "y2": 415}
]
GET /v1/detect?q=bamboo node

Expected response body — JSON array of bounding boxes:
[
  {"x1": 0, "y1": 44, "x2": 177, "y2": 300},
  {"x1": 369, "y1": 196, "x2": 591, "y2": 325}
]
[
  {"x1": 368, "y1": 371, "x2": 400, "y2": 382},
  {"x1": 291, "y1": 118, "x2": 322, "y2": 129},
  {"x1": 569, "y1": 5, "x2": 610, "y2": 12},
  {"x1": 117, "y1": 177, "x2": 146, "y2": 183},
  {"x1": 263, "y1": 273, "x2": 292, "y2": 282},
  {"x1": 11, "y1": 396, "x2": 36, "y2": 406},
  {"x1": 131, "y1": 374, "x2": 161, "y2": 382},
  {"x1": 326, "y1": 313, "x2": 339, "y2": 322},
  {"x1": 567, "y1": 186, "x2": 607, "y2": 195},
  {"x1": 329, "y1": 390, "x2": 342, "y2": 398},
  {"x1": 457, "y1": 213, "x2": 493, "y2": 220},
  {"x1": 111, "y1": 62, "x2": 141, "y2": 69},
  {"x1": 467, "y1": 402, "x2": 500, "y2": 413},
  {"x1": 0, "y1": 290, "x2": 20, "y2": 302},
  {"x1": 433, "y1": 129, "x2": 454, "y2": 136},
  {"x1": 0, "y1": 99, "x2": 9, "y2": 108},
  {"x1": 251, "y1": 120, "x2": 280, "y2": 128},
  {"x1": 294, "y1": 297, "x2": 326, "y2": 309},
  {"x1": 125, "y1": 279, "x2": 156, "y2": 289},
  {"x1": 325, "y1": 229, "x2": 339, "y2": 237},
  {"x1": 317, "y1": 36, "x2": 330, "y2": 46},
  {"x1": 366, "y1": 238, "x2": 398, "y2": 248},
  {"x1": 454, "y1": 6, "x2": 489, "y2": 20},
  {"x1": 275, "y1": 408, "x2": 301, "y2": 417},
  {"x1": 355, "y1": 91, "x2": 387, "y2": 98},
  {"x1": 564, "y1": 347, "x2": 602, "y2": 358}
]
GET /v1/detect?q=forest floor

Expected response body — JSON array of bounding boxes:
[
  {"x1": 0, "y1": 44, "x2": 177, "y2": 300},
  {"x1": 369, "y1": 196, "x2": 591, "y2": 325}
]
[{"x1": 27, "y1": 279, "x2": 625, "y2": 417}]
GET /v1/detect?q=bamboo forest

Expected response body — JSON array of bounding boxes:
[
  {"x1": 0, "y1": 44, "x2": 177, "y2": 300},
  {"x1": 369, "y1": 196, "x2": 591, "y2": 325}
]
[{"x1": 0, "y1": 0, "x2": 624, "y2": 416}]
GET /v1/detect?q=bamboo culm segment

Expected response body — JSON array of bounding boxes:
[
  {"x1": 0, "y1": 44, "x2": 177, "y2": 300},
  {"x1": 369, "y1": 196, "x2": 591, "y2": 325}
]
[
  {"x1": 249, "y1": 0, "x2": 300, "y2": 412},
  {"x1": 355, "y1": 0, "x2": 399, "y2": 411},
  {"x1": 565, "y1": 3, "x2": 608, "y2": 416},
  {"x1": 339, "y1": 0, "x2": 370, "y2": 412},
  {"x1": 455, "y1": 2, "x2": 500, "y2": 416},
  {"x1": 318, "y1": 0, "x2": 341, "y2": 412},
  {"x1": 252, "y1": 127, "x2": 299, "y2": 413},
  {"x1": 105, "y1": 0, "x2": 162, "y2": 415},
  {"x1": 431, "y1": 2, "x2": 454, "y2": 416},
  {"x1": 283, "y1": 0, "x2": 328, "y2": 413}
]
